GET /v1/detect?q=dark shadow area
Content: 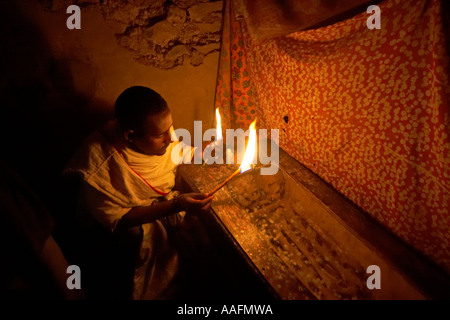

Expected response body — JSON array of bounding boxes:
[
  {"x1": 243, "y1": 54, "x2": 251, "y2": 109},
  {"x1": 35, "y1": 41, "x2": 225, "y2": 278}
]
[
  {"x1": 0, "y1": 0, "x2": 114, "y2": 299},
  {"x1": 0, "y1": 1, "x2": 109, "y2": 206}
]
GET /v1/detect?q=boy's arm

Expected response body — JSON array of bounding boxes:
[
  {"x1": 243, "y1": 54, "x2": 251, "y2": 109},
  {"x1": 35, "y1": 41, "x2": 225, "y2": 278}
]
[{"x1": 117, "y1": 192, "x2": 213, "y2": 229}]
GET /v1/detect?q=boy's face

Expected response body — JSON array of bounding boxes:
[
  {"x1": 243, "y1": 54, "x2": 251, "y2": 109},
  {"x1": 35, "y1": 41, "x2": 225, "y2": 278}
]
[{"x1": 132, "y1": 108, "x2": 174, "y2": 156}]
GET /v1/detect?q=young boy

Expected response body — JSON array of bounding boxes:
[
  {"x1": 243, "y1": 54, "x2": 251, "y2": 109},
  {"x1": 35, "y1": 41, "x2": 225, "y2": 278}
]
[{"x1": 65, "y1": 86, "x2": 213, "y2": 299}]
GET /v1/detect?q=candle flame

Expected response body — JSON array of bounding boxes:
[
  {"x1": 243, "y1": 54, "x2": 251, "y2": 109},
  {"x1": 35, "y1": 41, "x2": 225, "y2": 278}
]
[
  {"x1": 216, "y1": 108, "x2": 222, "y2": 141},
  {"x1": 239, "y1": 119, "x2": 257, "y2": 173}
]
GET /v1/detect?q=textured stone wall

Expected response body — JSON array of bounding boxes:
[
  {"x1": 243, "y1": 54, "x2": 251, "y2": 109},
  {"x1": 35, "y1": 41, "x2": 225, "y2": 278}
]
[{"x1": 39, "y1": 0, "x2": 224, "y2": 69}]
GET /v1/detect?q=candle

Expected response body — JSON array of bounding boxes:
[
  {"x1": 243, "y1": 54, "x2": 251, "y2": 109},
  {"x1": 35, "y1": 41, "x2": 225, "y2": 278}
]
[
  {"x1": 206, "y1": 119, "x2": 257, "y2": 196},
  {"x1": 206, "y1": 168, "x2": 240, "y2": 196},
  {"x1": 216, "y1": 108, "x2": 223, "y2": 141}
]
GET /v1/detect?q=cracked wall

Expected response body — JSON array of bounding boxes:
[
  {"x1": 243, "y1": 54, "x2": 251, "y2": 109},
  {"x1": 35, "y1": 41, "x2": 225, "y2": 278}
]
[{"x1": 39, "y1": 0, "x2": 224, "y2": 69}]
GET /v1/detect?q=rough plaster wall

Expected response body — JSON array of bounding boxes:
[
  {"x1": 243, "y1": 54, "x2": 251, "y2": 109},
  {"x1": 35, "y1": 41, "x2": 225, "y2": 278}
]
[{"x1": 39, "y1": 0, "x2": 224, "y2": 69}]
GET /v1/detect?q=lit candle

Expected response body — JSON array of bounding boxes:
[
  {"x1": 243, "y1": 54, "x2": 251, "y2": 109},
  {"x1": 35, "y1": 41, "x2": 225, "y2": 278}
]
[
  {"x1": 203, "y1": 108, "x2": 223, "y2": 165},
  {"x1": 216, "y1": 108, "x2": 222, "y2": 141},
  {"x1": 206, "y1": 119, "x2": 257, "y2": 196}
]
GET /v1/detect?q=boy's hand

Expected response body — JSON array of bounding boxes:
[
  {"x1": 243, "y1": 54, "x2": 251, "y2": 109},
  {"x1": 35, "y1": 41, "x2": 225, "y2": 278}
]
[{"x1": 177, "y1": 192, "x2": 213, "y2": 212}]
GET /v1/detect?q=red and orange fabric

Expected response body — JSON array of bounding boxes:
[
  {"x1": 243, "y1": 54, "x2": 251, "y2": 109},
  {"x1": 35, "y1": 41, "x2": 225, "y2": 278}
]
[{"x1": 215, "y1": 0, "x2": 450, "y2": 274}]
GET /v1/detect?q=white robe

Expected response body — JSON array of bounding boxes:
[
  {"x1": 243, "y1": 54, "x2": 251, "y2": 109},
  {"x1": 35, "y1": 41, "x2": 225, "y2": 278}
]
[{"x1": 64, "y1": 120, "x2": 194, "y2": 299}]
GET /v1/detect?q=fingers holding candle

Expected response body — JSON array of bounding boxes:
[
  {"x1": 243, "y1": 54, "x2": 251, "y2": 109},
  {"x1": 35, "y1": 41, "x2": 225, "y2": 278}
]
[{"x1": 177, "y1": 192, "x2": 214, "y2": 212}]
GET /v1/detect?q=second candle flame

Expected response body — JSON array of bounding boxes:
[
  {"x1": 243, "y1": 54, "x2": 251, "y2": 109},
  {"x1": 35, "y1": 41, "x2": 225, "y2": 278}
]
[
  {"x1": 216, "y1": 108, "x2": 223, "y2": 141},
  {"x1": 239, "y1": 119, "x2": 257, "y2": 173}
]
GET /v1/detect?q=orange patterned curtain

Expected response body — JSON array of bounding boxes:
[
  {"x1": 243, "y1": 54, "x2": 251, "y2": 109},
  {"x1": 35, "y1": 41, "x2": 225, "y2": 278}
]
[{"x1": 215, "y1": 0, "x2": 450, "y2": 274}]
